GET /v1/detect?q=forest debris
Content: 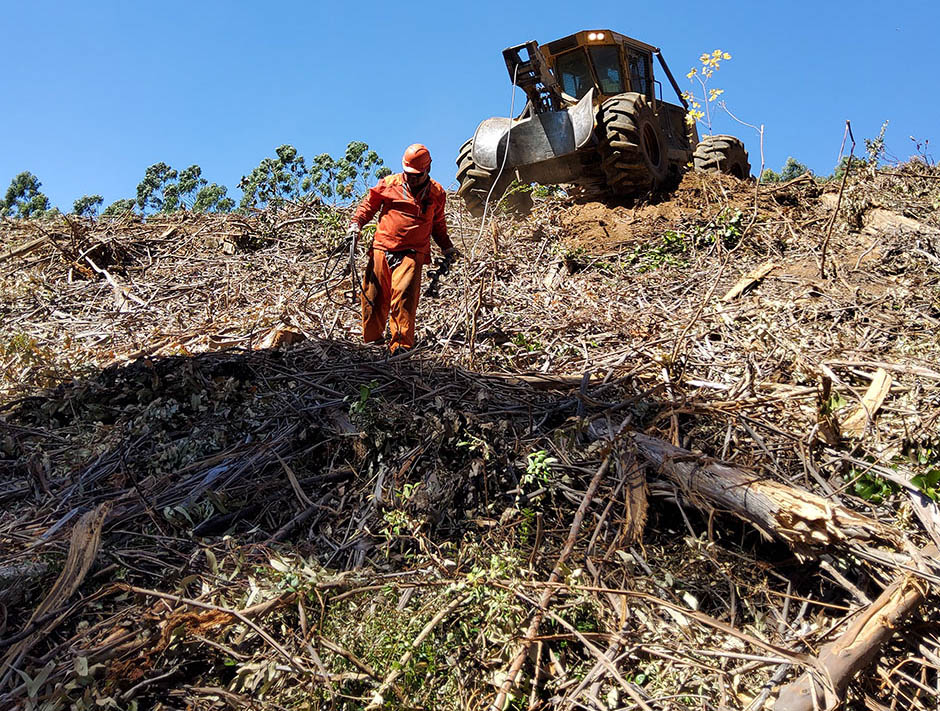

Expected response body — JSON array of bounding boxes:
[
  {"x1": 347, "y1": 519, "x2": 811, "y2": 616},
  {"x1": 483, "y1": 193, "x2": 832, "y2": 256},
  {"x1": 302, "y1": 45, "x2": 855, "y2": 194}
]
[
  {"x1": 258, "y1": 326, "x2": 306, "y2": 349},
  {"x1": 862, "y1": 207, "x2": 940, "y2": 236},
  {"x1": 0, "y1": 503, "x2": 109, "y2": 688},
  {"x1": 840, "y1": 368, "x2": 892, "y2": 439},
  {"x1": 0, "y1": 561, "x2": 50, "y2": 607},
  {"x1": 542, "y1": 260, "x2": 569, "y2": 290},
  {"x1": 492, "y1": 448, "x2": 615, "y2": 711},
  {"x1": 774, "y1": 546, "x2": 936, "y2": 711},
  {"x1": 365, "y1": 592, "x2": 470, "y2": 710},
  {"x1": 0, "y1": 235, "x2": 50, "y2": 264},
  {"x1": 1, "y1": 165, "x2": 939, "y2": 708},
  {"x1": 631, "y1": 432, "x2": 905, "y2": 553},
  {"x1": 721, "y1": 260, "x2": 776, "y2": 301},
  {"x1": 619, "y1": 449, "x2": 648, "y2": 546},
  {"x1": 818, "y1": 194, "x2": 939, "y2": 235}
]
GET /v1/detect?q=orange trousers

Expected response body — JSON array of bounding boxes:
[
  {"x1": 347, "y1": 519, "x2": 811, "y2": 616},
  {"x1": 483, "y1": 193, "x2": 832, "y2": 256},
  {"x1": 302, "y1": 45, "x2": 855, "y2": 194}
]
[{"x1": 361, "y1": 249, "x2": 423, "y2": 352}]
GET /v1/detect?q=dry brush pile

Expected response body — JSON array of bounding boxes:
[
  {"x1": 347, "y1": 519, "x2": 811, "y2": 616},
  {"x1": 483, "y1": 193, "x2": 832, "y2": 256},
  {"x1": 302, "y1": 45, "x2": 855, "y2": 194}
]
[{"x1": 1, "y1": 163, "x2": 940, "y2": 710}]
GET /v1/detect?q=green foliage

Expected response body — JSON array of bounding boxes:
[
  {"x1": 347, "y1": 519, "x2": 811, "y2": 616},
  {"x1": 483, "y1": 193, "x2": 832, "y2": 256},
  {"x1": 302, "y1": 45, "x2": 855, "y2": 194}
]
[
  {"x1": 830, "y1": 155, "x2": 868, "y2": 182},
  {"x1": 820, "y1": 391, "x2": 847, "y2": 416},
  {"x1": 865, "y1": 120, "x2": 889, "y2": 165},
  {"x1": 531, "y1": 183, "x2": 565, "y2": 199},
  {"x1": 523, "y1": 450, "x2": 557, "y2": 487},
  {"x1": 693, "y1": 208, "x2": 744, "y2": 249},
  {"x1": 136, "y1": 163, "x2": 208, "y2": 213},
  {"x1": 850, "y1": 469, "x2": 896, "y2": 504},
  {"x1": 382, "y1": 509, "x2": 415, "y2": 541},
  {"x1": 7, "y1": 142, "x2": 392, "y2": 219},
  {"x1": 496, "y1": 179, "x2": 532, "y2": 213},
  {"x1": 761, "y1": 157, "x2": 811, "y2": 183},
  {"x1": 510, "y1": 332, "x2": 543, "y2": 352},
  {"x1": 624, "y1": 210, "x2": 742, "y2": 272},
  {"x1": 629, "y1": 230, "x2": 690, "y2": 272},
  {"x1": 302, "y1": 140, "x2": 391, "y2": 205},
  {"x1": 192, "y1": 183, "x2": 235, "y2": 213},
  {"x1": 349, "y1": 379, "x2": 379, "y2": 416},
  {"x1": 238, "y1": 145, "x2": 308, "y2": 211},
  {"x1": 909, "y1": 444, "x2": 940, "y2": 501},
  {"x1": 136, "y1": 162, "x2": 177, "y2": 212},
  {"x1": 101, "y1": 198, "x2": 137, "y2": 218},
  {"x1": 911, "y1": 469, "x2": 940, "y2": 501},
  {"x1": 174, "y1": 164, "x2": 208, "y2": 209},
  {"x1": 825, "y1": 122, "x2": 891, "y2": 182},
  {"x1": 2, "y1": 171, "x2": 51, "y2": 218},
  {"x1": 5, "y1": 333, "x2": 37, "y2": 357},
  {"x1": 72, "y1": 194, "x2": 103, "y2": 217}
]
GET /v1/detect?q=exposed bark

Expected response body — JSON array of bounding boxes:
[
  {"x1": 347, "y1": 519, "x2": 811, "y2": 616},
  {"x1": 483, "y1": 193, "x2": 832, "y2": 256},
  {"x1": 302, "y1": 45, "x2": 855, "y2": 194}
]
[
  {"x1": 0, "y1": 561, "x2": 50, "y2": 607},
  {"x1": 0, "y1": 503, "x2": 109, "y2": 689},
  {"x1": 774, "y1": 547, "x2": 935, "y2": 711},
  {"x1": 0, "y1": 235, "x2": 49, "y2": 264},
  {"x1": 631, "y1": 432, "x2": 906, "y2": 554},
  {"x1": 633, "y1": 433, "x2": 937, "y2": 710}
]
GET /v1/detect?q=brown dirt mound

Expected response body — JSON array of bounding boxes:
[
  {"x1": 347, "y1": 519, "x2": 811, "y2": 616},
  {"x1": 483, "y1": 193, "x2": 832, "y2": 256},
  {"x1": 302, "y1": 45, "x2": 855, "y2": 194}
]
[{"x1": 558, "y1": 172, "x2": 758, "y2": 252}]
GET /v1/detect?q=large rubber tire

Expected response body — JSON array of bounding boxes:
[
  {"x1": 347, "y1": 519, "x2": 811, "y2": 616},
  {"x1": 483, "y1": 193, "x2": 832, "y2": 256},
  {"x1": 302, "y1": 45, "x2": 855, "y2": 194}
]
[
  {"x1": 597, "y1": 93, "x2": 669, "y2": 195},
  {"x1": 693, "y1": 135, "x2": 751, "y2": 179},
  {"x1": 455, "y1": 138, "x2": 533, "y2": 218}
]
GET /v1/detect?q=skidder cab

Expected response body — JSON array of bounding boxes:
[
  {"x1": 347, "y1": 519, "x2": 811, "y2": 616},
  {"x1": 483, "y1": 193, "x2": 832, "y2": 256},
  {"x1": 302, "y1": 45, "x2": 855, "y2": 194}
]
[{"x1": 456, "y1": 29, "x2": 751, "y2": 216}]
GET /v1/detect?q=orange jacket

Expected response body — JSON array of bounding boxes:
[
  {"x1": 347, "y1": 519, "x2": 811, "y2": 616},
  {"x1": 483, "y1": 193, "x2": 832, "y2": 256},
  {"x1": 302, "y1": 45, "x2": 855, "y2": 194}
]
[{"x1": 351, "y1": 173, "x2": 453, "y2": 264}]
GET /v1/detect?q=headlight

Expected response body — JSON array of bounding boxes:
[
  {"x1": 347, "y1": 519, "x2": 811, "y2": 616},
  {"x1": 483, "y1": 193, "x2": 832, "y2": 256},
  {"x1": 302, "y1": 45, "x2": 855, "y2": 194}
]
[{"x1": 588, "y1": 32, "x2": 597, "y2": 40}]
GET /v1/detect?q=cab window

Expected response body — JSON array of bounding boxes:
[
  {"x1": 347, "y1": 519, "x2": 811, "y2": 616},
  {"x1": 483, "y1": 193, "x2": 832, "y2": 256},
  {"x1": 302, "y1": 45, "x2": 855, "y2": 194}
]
[
  {"x1": 588, "y1": 45, "x2": 624, "y2": 94},
  {"x1": 555, "y1": 49, "x2": 593, "y2": 99},
  {"x1": 628, "y1": 51, "x2": 652, "y2": 98}
]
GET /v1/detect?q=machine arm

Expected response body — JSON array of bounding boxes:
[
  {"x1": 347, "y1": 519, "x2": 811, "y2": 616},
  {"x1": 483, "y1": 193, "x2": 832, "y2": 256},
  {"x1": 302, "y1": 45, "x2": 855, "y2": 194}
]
[
  {"x1": 653, "y1": 48, "x2": 688, "y2": 110},
  {"x1": 502, "y1": 41, "x2": 564, "y2": 113}
]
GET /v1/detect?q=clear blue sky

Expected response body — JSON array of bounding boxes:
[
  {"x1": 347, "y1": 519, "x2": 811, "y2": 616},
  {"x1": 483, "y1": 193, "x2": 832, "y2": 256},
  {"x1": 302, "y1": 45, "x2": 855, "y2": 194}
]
[{"x1": 2, "y1": 0, "x2": 936, "y2": 211}]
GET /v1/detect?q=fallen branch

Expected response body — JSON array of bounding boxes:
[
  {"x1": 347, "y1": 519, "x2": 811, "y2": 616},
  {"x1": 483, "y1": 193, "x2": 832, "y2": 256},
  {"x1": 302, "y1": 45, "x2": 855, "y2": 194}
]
[
  {"x1": 0, "y1": 502, "x2": 109, "y2": 689},
  {"x1": 0, "y1": 235, "x2": 51, "y2": 264},
  {"x1": 631, "y1": 432, "x2": 906, "y2": 555},
  {"x1": 774, "y1": 546, "x2": 936, "y2": 711}
]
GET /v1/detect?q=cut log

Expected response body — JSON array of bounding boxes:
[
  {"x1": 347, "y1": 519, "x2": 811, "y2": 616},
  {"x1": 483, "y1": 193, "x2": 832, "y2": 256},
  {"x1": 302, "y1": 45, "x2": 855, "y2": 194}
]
[
  {"x1": 0, "y1": 235, "x2": 49, "y2": 263},
  {"x1": 631, "y1": 433, "x2": 905, "y2": 554},
  {"x1": 0, "y1": 561, "x2": 50, "y2": 606},
  {"x1": 632, "y1": 433, "x2": 937, "y2": 709},
  {"x1": 774, "y1": 546, "x2": 935, "y2": 711}
]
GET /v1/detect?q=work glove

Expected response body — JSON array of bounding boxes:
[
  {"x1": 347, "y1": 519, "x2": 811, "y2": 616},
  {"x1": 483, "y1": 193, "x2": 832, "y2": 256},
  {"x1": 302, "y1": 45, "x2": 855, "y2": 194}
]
[
  {"x1": 443, "y1": 246, "x2": 460, "y2": 260},
  {"x1": 345, "y1": 223, "x2": 360, "y2": 247}
]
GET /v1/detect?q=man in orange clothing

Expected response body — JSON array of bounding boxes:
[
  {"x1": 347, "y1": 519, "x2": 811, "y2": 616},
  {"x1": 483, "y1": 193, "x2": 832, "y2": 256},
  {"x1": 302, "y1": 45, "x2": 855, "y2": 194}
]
[{"x1": 347, "y1": 144, "x2": 458, "y2": 353}]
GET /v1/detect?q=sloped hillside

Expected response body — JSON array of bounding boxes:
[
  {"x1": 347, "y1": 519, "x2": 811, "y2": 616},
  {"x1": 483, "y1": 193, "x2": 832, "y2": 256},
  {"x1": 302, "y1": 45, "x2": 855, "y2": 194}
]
[{"x1": 1, "y1": 164, "x2": 939, "y2": 710}]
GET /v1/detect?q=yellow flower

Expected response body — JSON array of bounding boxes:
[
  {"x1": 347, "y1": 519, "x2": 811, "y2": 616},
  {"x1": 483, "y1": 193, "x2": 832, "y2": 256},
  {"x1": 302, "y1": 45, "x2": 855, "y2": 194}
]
[
  {"x1": 700, "y1": 53, "x2": 709, "y2": 63},
  {"x1": 686, "y1": 68, "x2": 697, "y2": 79},
  {"x1": 722, "y1": 52, "x2": 731, "y2": 60},
  {"x1": 712, "y1": 49, "x2": 722, "y2": 58}
]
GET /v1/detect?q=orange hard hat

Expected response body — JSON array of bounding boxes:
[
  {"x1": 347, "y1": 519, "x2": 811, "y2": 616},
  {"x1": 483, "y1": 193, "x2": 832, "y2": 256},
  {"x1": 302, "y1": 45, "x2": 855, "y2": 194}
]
[{"x1": 402, "y1": 143, "x2": 432, "y2": 173}]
